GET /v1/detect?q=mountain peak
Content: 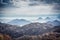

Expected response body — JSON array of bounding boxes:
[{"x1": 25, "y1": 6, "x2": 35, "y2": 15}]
[
  {"x1": 38, "y1": 17, "x2": 42, "y2": 20},
  {"x1": 47, "y1": 20, "x2": 60, "y2": 26},
  {"x1": 8, "y1": 19, "x2": 30, "y2": 26},
  {"x1": 54, "y1": 20, "x2": 60, "y2": 22},
  {"x1": 13, "y1": 19, "x2": 28, "y2": 22},
  {"x1": 45, "y1": 17, "x2": 50, "y2": 19}
]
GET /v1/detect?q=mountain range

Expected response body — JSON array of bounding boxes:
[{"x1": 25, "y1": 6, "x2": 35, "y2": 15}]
[
  {"x1": 47, "y1": 20, "x2": 60, "y2": 26},
  {"x1": 0, "y1": 20, "x2": 60, "y2": 39},
  {"x1": 8, "y1": 19, "x2": 31, "y2": 26},
  {"x1": 0, "y1": 22, "x2": 55, "y2": 38},
  {"x1": 0, "y1": 18, "x2": 60, "y2": 39},
  {"x1": 0, "y1": 18, "x2": 60, "y2": 26},
  {"x1": 45, "y1": 17, "x2": 51, "y2": 20}
]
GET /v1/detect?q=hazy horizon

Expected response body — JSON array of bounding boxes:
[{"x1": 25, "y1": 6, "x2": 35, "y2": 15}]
[{"x1": 0, "y1": 0, "x2": 60, "y2": 23}]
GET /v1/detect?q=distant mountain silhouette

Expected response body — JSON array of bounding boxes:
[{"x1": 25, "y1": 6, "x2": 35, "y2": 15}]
[
  {"x1": 45, "y1": 17, "x2": 51, "y2": 20},
  {"x1": 8, "y1": 19, "x2": 31, "y2": 26},
  {"x1": 38, "y1": 17, "x2": 43, "y2": 20},
  {"x1": 0, "y1": 19, "x2": 9, "y2": 23},
  {"x1": 47, "y1": 20, "x2": 60, "y2": 26},
  {"x1": 57, "y1": 16, "x2": 60, "y2": 19}
]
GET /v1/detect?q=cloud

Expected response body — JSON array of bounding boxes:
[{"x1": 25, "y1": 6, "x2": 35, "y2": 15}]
[
  {"x1": 40, "y1": 0, "x2": 60, "y2": 11},
  {"x1": 40, "y1": 0, "x2": 60, "y2": 4},
  {"x1": 0, "y1": 4, "x2": 55, "y2": 17},
  {"x1": 0, "y1": 0, "x2": 60, "y2": 17}
]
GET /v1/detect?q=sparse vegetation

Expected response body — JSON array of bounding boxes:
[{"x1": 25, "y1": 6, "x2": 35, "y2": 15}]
[
  {"x1": 16, "y1": 32, "x2": 60, "y2": 40},
  {"x1": 0, "y1": 33, "x2": 12, "y2": 40},
  {"x1": 0, "y1": 22, "x2": 60, "y2": 40}
]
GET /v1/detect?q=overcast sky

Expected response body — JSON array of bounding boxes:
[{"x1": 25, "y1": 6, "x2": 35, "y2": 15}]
[{"x1": 0, "y1": 0, "x2": 60, "y2": 17}]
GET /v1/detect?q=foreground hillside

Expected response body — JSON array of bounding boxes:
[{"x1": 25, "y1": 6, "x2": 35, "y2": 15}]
[
  {"x1": 0, "y1": 22, "x2": 60, "y2": 40},
  {"x1": 16, "y1": 26, "x2": 60, "y2": 40},
  {"x1": 0, "y1": 33, "x2": 12, "y2": 40},
  {"x1": 0, "y1": 22, "x2": 54, "y2": 38},
  {"x1": 16, "y1": 32, "x2": 60, "y2": 40},
  {"x1": 0, "y1": 32, "x2": 60, "y2": 40}
]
